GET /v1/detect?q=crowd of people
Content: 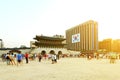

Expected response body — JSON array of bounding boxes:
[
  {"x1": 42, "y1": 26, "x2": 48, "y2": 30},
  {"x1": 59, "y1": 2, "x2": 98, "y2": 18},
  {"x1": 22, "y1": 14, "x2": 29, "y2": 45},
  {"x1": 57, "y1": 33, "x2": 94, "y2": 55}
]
[
  {"x1": 0, "y1": 52, "x2": 61, "y2": 66},
  {"x1": 1, "y1": 51, "x2": 120, "y2": 66},
  {"x1": 1, "y1": 52, "x2": 26, "y2": 66}
]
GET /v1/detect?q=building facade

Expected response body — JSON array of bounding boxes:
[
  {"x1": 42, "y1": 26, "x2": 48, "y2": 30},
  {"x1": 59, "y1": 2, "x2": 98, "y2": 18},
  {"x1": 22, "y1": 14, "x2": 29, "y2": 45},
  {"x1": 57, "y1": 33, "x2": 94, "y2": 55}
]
[
  {"x1": 31, "y1": 35, "x2": 68, "y2": 55},
  {"x1": 112, "y1": 39, "x2": 120, "y2": 52},
  {"x1": 66, "y1": 20, "x2": 98, "y2": 53},
  {"x1": 99, "y1": 39, "x2": 120, "y2": 52},
  {"x1": 99, "y1": 39, "x2": 112, "y2": 52}
]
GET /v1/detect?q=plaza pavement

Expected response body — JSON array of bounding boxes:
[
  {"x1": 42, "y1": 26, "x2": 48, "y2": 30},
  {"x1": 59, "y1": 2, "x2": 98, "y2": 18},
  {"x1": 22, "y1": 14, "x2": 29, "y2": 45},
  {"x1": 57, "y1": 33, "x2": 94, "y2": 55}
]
[{"x1": 0, "y1": 58, "x2": 120, "y2": 80}]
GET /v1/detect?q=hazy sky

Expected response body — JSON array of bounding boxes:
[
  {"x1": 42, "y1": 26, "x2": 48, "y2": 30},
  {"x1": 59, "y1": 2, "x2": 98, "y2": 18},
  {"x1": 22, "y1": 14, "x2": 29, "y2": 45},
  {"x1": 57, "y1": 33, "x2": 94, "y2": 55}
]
[{"x1": 0, "y1": 0, "x2": 120, "y2": 48}]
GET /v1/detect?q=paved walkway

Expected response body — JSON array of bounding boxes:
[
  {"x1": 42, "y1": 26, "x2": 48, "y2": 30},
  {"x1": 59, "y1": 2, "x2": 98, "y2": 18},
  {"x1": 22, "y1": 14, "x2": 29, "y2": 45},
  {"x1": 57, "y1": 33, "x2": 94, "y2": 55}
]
[{"x1": 0, "y1": 58, "x2": 120, "y2": 80}]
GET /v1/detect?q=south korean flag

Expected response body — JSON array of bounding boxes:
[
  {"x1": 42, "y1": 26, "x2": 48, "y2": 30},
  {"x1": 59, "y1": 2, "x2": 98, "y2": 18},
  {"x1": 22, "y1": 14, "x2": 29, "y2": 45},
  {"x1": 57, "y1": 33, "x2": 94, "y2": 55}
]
[{"x1": 72, "y1": 33, "x2": 80, "y2": 43}]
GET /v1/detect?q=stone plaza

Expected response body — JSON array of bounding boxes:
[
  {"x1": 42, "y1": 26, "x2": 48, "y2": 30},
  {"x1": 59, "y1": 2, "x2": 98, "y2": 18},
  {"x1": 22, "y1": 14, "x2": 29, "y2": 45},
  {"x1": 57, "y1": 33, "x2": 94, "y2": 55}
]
[{"x1": 0, "y1": 58, "x2": 120, "y2": 80}]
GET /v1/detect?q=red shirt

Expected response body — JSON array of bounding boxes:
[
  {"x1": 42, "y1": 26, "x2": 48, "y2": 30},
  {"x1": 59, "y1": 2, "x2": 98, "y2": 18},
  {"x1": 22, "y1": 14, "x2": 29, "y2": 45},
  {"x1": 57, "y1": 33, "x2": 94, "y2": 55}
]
[{"x1": 25, "y1": 53, "x2": 29, "y2": 58}]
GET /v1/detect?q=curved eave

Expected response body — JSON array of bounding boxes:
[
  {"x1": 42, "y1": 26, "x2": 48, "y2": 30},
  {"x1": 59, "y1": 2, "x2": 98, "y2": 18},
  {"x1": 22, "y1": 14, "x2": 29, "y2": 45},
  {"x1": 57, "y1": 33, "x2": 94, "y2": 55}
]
[
  {"x1": 34, "y1": 35, "x2": 66, "y2": 41},
  {"x1": 34, "y1": 42, "x2": 66, "y2": 46}
]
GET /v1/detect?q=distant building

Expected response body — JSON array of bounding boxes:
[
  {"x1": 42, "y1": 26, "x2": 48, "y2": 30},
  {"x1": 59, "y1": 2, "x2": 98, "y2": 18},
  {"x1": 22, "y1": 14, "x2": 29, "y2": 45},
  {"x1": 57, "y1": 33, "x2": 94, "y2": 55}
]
[
  {"x1": 0, "y1": 39, "x2": 4, "y2": 48},
  {"x1": 99, "y1": 39, "x2": 112, "y2": 52},
  {"x1": 112, "y1": 39, "x2": 120, "y2": 52},
  {"x1": 99, "y1": 39, "x2": 120, "y2": 52},
  {"x1": 66, "y1": 20, "x2": 98, "y2": 53},
  {"x1": 30, "y1": 41, "x2": 37, "y2": 48}
]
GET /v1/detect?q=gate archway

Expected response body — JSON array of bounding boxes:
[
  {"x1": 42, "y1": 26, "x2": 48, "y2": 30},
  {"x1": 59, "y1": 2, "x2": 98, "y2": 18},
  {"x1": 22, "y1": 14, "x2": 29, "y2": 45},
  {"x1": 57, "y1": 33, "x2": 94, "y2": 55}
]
[
  {"x1": 49, "y1": 50, "x2": 55, "y2": 54},
  {"x1": 41, "y1": 50, "x2": 46, "y2": 55},
  {"x1": 58, "y1": 51, "x2": 62, "y2": 55}
]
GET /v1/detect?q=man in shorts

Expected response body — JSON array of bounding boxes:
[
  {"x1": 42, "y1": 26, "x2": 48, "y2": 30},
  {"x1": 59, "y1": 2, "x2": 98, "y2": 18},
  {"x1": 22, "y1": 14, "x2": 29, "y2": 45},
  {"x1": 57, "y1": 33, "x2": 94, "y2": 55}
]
[{"x1": 16, "y1": 52, "x2": 23, "y2": 66}]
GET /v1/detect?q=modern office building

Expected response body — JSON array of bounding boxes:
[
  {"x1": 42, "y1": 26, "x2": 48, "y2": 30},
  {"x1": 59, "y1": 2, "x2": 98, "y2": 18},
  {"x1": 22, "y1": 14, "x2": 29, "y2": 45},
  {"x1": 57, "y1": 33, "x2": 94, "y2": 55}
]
[{"x1": 66, "y1": 20, "x2": 98, "y2": 53}]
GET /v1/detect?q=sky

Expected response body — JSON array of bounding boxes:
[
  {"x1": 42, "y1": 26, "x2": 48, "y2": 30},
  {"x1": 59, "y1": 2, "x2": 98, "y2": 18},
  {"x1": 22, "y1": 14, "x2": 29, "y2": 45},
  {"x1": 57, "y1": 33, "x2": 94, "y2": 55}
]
[{"x1": 0, "y1": 0, "x2": 120, "y2": 48}]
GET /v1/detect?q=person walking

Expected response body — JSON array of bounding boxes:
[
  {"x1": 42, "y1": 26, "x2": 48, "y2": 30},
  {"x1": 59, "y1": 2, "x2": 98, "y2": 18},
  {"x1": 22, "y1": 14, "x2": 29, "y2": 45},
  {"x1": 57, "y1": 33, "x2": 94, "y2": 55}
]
[
  {"x1": 54, "y1": 54, "x2": 57, "y2": 63},
  {"x1": 110, "y1": 52, "x2": 117, "y2": 64},
  {"x1": 10, "y1": 53, "x2": 16, "y2": 65},
  {"x1": 5, "y1": 53, "x2": 11, "y2": 65},
  {"x1": 37, "y1": 53, "x2": 42, "y2": 62},
  {"x1": 51, "y1": 54, "x2": 57, "y2": 64},
  {"x1": 24, "y1": 52, "x2": 29, "y2": 64},
  {"x1": 16, "y1": 51, "x2": 23, "y2": 66}
]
